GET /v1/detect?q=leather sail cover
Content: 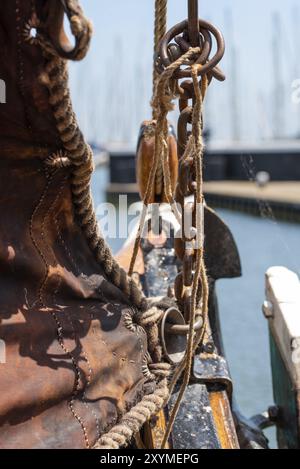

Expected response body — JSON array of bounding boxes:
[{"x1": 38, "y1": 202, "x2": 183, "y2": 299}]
[{"x1": 0, "y1": 0, "x2": 154, "y2": 449}]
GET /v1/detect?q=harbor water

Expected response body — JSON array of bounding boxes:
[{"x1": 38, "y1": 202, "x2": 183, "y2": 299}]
[{"x1": 92, "y1": 167, "x2": 300, "y2": 448}]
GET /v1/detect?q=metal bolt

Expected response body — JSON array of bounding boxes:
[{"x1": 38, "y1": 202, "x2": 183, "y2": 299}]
[
  {"x1": 167, "y1": 43, "x2": 182, "y2": 62},
  {"x1": 291, "y1": 338, "x2": 300, "y2": 351},
  {"x1": 204, "y1": 341, "x2": 215, "y2": 354},
  {"x1": 268, "y1": 405, "x2": 280, "y2": 422},
  {"x1": 262, "y1": 300, "x2": 274, "y2": 319}
]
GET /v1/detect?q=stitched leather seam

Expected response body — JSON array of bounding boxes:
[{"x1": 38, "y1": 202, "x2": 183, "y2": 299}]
[
  {"x1": 52, "y1": 275, "x2": 90, "y2": 448},
  {"x1": 53, "y1": 179, "x2": 100, "y2": 442},
  {"x1": 29, "y1": 173, "x2": 54, "y2": 306},
  {"x1": 53, "y1": 197, "x2": 150, "y2": 437},
  {"x1": 29, "y1": 172, "x2": 90, "y2": 446},
  {"x1": 123, "y1": 310, "x2": 153, "y2": 380},
  {"x1": 50, "y1": 174, "x2": 91, "y2": 448}
]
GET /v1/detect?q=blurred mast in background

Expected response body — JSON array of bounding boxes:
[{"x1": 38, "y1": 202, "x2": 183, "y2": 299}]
[
  {"x1": 256, "y1": 90, "x2": 272, "y2": 140},
  {"x1": 225, "y1": 8, "x2": 240, "y2": 142},
  {"x1": 272, "y1": 12, "x2": 285, "y2": 139},
  {"x1": 292, "y1": 4, "x2": 300, "y2": 138}
]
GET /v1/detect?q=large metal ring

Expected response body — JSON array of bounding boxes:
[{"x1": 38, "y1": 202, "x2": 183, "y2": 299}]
[
  {"x1": 161, "y1": 307, "x2": 204, "y2": 364},
  {"x1": 161, "y1": 307, "x2": 187, "y2": 364},
  {"x1": 174, "y1": 26, "x2": 212, "y2": 68},
  {"x1": 158, "y1": 19, "x2": 225, "y2": 79}
]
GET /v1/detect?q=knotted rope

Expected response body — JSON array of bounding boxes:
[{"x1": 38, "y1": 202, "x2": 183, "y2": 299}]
[
  {"x1": 38, "y1": 2, "x2": 92, "y2": 61},
  {"x1": 93, "y1": 375, "x2": 170, "y2": 449}
]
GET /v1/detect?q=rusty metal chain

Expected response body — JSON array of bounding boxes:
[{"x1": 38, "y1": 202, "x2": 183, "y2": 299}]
[{"x1": 156, "y1": 1, "x2": 225, "y2": 343}]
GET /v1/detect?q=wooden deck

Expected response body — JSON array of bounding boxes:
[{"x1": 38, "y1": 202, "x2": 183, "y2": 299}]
[
  {"x1": 107, "y1": 181, "x2": 300, "y2": 203},
  {"x1": 106, "y1": 181, "x2": 300, "y2": 221},
  {"x1": 204, "y1": 181, "x2": 300, "y2": 222},
  {"x1": 204, "y1": 181, "x2": 300, "y2": 205}
]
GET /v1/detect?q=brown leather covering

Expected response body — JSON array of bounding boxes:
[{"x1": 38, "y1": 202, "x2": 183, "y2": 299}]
[{"x1": 0, "y1": 0, "x2": 154, "y2": 449}]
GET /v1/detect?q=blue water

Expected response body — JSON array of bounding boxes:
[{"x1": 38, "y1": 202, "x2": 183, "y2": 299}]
[
  {"x1": 92, "y1": 167, "x2": 300, "y2": 448},
  {"x1": 216, "y1": 210, "x2": 300, "y2": 448}
]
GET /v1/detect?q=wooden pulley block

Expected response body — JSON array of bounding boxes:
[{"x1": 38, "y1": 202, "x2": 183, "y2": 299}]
[{"x1": 136, "y1": 120, "x2": 178, "y2": 203}]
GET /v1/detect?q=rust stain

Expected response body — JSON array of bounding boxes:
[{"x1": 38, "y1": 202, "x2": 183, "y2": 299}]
[
  {"x1": 143, "y1": 409, "x2": 170, "y2": 449},
  {"x1": 209, "y1": 390, "x2": 239, "y2": 449}
]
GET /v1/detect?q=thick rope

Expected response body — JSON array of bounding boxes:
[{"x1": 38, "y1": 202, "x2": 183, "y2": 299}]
[
  {"x1": 92, "y1": 304, "x2": 170, "y2": 449},
  {"x1": 152, "y1": 0, "x2": 168, "y2": 118},
  {"x1": 138, "y1": 306, "x2": 164, "y2": 363},
  {"x1": 34, "y1": 3, "x2": 171, "y2": 449},
  {"x1": 93, "y1": 375, "x2": 170, "y2": 449},
  {"x1": 153, "y1": 0, "x2": 168, "y2": 197},
  {"x1": 161, "y1": 66, "x2": 209, "y2": 448}
]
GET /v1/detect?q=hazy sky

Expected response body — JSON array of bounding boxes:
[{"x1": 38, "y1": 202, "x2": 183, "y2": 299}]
[{"x1": 69, "y1": 0, "x2": 300, "y2": 144}]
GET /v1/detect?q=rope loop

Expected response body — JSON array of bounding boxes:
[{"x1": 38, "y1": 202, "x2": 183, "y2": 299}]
[{"x1": 36, "y1": 0, "x2": 93, "y2": 61}]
